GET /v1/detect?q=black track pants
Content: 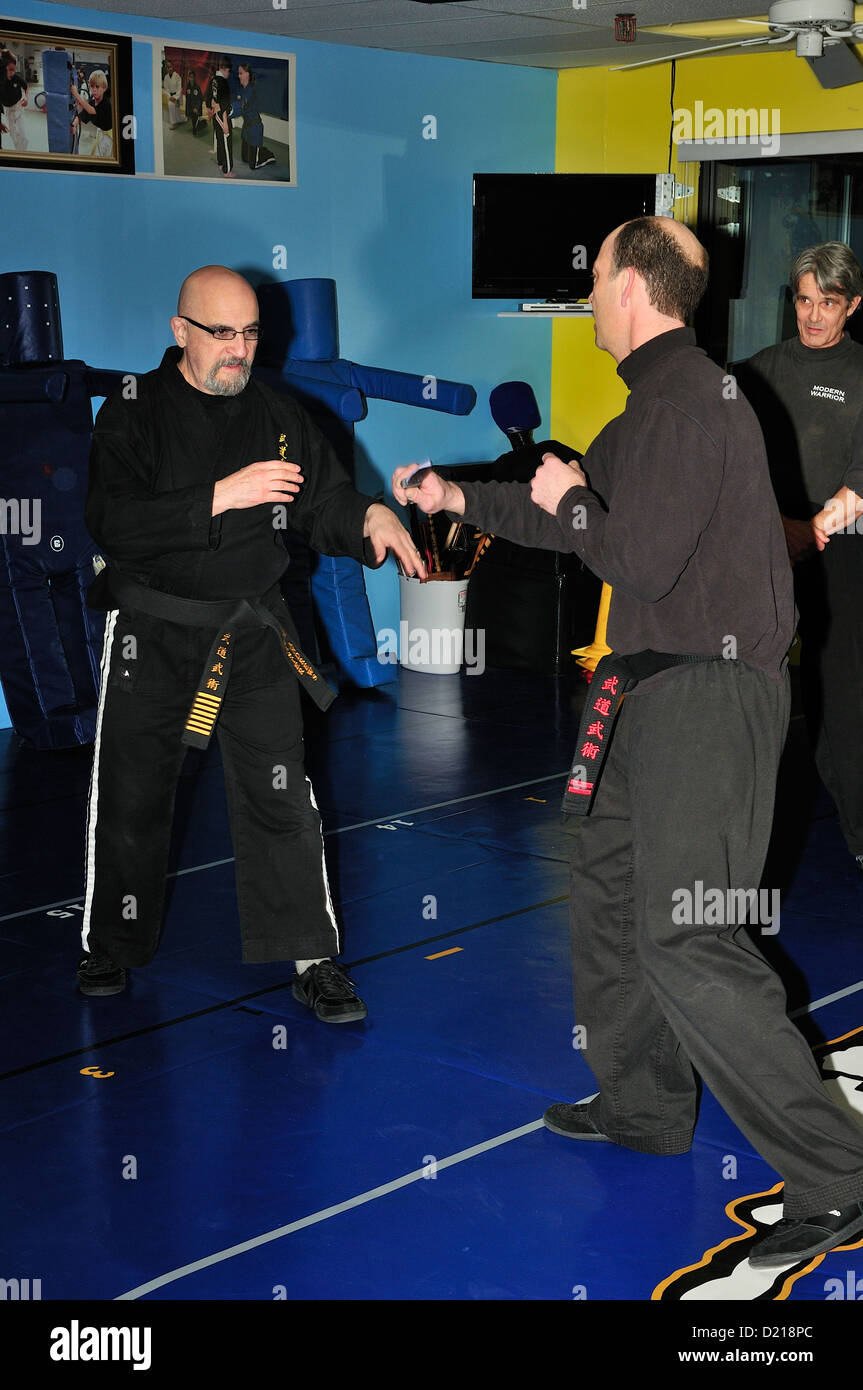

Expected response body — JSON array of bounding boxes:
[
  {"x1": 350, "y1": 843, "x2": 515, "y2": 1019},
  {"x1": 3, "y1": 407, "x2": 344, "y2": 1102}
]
[
  {"x1": 214, "y1": 117, "x2": 233, "y2": 173},
  {"x1": 82, "y1": 609, "x2": 340, "y2": 967},
  {"x1": 795, "y1": 536, "x2": 863, "y2": 856}
]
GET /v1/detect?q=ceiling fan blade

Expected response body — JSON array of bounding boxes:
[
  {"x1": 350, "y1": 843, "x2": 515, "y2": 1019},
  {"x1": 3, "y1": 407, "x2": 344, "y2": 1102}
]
[
  {"x1": 807, "y1": 38, "x2": 863, "y2": 86},
  {"x1": 610, "y1": 36, "x2": 774, "y2": 72}
]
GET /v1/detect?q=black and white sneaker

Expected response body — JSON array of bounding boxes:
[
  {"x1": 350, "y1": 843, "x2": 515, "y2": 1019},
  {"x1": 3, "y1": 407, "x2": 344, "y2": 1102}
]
[
  {"x1": 748, "y1": 1201, "x2": 863, "y2": 1268},
  {"x1": 292, "y1": 961, "x2": 367, "y2": 1023},
  {"x1": 77, "y1": 950, "x2": 127, "y2": 997}
]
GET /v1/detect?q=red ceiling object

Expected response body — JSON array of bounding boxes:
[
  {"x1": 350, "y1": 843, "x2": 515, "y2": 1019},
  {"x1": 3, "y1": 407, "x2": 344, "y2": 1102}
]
[{"x1": 614, "y1": 13, "x2": 638, "y2": 43}]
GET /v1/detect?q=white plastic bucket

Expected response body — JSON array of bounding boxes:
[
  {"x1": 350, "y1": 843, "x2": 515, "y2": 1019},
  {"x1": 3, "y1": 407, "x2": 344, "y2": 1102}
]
[{"x1": 398, "y1": 575, "x2": 470, "y2": 674}]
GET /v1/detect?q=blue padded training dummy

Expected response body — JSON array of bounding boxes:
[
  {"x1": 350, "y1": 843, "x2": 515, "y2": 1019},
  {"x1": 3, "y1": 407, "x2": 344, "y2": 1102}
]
[{"x1": 0, "y1": 271, "x2": 126, "y2": 747}]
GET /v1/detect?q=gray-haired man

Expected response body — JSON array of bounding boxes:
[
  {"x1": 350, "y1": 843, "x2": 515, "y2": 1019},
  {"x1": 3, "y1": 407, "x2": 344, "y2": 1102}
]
[{"x1": 743, "y1": 242, "x2": 863, "y2": 872}]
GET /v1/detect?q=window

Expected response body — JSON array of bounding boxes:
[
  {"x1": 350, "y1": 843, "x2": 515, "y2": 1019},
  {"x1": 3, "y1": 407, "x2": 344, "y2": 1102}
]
[{"x1": 696, "y1": 154, "x2": 863, "y2": 368}]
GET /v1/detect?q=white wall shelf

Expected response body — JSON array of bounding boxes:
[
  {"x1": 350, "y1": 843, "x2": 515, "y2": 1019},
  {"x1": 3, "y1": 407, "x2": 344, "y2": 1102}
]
[{"x1": 497, "y1": 309, "x2": 593, "y2": 318}]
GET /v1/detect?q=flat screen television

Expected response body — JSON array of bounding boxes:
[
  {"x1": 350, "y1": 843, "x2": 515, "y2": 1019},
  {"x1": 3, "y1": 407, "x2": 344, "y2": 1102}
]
[{"x1": 472, "y1": 173, "x2": 666, "y2": 302}]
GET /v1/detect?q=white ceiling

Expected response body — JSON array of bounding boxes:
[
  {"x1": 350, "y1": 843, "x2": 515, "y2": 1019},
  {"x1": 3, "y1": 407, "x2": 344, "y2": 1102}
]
[{"x1": 37, "y1": 2, "x2": 777, "y2": 70}]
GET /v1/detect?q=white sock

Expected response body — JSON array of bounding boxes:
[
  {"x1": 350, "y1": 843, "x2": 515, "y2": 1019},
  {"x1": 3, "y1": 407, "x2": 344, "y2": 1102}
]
[{"x1": 295, "y1": 958, "x2": 327, "y2": 975}]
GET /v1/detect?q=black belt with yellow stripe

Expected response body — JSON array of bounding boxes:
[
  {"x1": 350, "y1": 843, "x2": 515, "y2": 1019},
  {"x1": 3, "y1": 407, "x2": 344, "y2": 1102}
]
[
  {"x1": 107, "y1": 571, "x2": 336, "y2": 749},
  {"x1": 563, "y1": 649, "x2": 725, "y2": 816}
]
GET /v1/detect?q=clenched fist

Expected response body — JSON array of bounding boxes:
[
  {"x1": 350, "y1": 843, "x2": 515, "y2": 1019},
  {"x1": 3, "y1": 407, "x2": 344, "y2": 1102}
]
[{"x1": 530, "y1": 453, "x2": 586, "y2": 516}]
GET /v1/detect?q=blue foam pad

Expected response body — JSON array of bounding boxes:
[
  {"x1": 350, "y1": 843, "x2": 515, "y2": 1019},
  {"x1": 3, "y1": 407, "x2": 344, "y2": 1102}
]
[
  {"x1": 0, "y1": 272, "x2": 63, "y2": 366},
  {"x1": 41, "y1": 50, "x2": 75, "y2": 156},
  {"x1": 310, "y1": 554, "x2": 389, "y2": 688},
  {"x1": 0, "y1": 360, "x2": 105, "y2": 747},
  {"x1": 257, "y1": 278, "x2": 339, "y2": 363}
]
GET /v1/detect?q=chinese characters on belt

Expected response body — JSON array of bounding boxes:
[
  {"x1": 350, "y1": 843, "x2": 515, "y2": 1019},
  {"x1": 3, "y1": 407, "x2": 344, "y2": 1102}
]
[
  {"x1": 204, "y1": 634, "x2": 231, "y2": 696},
  {"x1": 187, "y1": 632, "x2": 232, "y2": 741},
  {"x1": 567, "y1": 674, "x2": 619, "y2": 798}
]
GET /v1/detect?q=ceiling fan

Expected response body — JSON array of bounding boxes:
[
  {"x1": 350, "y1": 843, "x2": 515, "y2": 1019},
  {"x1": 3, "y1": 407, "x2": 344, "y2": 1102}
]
[{"x1": 612, "y1": 2, "x2": 863, "y2": 82}]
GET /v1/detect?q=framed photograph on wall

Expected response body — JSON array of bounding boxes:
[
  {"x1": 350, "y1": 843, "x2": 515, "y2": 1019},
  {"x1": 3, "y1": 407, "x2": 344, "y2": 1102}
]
[
  {"x1": 153, "y1": 42, "x2": 296, "y2": 186},
  {"x1": 0, "y1": 18, "x2": 134, "y2": 175}
]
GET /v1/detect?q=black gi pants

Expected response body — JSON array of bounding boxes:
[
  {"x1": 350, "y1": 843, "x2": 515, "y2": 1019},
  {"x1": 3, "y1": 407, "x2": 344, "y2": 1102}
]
[
  {"x1": 568, "y1": 659, "x2": 863, "y2": 1217},
  {"x1": 795, "y1": 536, "x2": 863, "y2": 856},
  {"x1": 214, "y1": 116, "x2": 233, "y2": 174},
  {"x1": 83, "y1": 608, "x2": 340, "y2": 967}
]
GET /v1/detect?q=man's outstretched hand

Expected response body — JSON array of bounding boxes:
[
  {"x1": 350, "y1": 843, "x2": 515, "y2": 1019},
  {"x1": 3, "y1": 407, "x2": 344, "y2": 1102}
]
[{"x1": 364, "y1": 502, "x2": 427, "y2": 578}]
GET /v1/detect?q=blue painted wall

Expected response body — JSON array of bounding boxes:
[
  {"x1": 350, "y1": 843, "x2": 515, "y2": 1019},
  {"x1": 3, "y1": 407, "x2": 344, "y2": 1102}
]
[{"x1": 0, "y1": 0, "x2": 556, "y2": 731}]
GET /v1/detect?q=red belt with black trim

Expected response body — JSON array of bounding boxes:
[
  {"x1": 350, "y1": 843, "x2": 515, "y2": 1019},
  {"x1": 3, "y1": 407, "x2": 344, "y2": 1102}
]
[
  {"x1": 106, "y1": 571, "x2": 336, "y2": 749},
  {"x1": 563, "y1": 649, "x2": 725, "y2": 816}
]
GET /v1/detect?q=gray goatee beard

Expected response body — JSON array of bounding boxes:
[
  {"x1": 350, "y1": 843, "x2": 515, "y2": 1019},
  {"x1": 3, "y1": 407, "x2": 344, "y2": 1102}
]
[{"x1": 205, "y1": 357, "x2": 251, "y2": 395}]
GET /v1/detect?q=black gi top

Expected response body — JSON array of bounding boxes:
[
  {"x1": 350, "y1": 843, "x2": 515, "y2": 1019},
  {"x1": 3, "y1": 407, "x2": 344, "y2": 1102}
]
[
  {"x1": 78, "y1": 93, "x2": 112, "y2": 132},
  {"x1": 741, "y1": 333, "x2": 863, "y2": 516},
  {"x1": 456, "y1": 327, "x2": 794, "y2": 681},
  {"x1": 86, "y1": 346, "x2": 378, "y2": 604},
  {"x1": 209, "y1": 73, "x2": 231, "y2": 122},
  {"x1": 0, "y1": 71, "x2": 27, "y2": 108},
  {"x1": 237, "y1": 85, "x2": 261, "y2": 129}
]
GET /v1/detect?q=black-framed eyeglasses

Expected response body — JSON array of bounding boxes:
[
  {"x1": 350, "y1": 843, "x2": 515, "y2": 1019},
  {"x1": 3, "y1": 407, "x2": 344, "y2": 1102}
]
[{"x1": 180, "y1": 316, "x2": 261, "y2": 342}]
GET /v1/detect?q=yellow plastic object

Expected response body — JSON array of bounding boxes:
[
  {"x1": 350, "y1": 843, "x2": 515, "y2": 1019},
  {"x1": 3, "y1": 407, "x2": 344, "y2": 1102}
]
[{"x1": 573, "y1": 581, "x2": 612, "y2": 672}]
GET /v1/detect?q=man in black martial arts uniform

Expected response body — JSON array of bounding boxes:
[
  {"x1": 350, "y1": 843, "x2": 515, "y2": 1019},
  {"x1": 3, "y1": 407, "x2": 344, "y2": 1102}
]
[
  {"x1": 741, "y1": 243, "x2": 863, "y2": 873},
  {"x1": 81, "y1": 264, "x2": 425, "y2": 1021},
  {"x1": 394, "y1": 217, "x2": 863, "y2": 1268},
  {"x1": 207, "y1": 57, "x2": 234, "y2": 178}
]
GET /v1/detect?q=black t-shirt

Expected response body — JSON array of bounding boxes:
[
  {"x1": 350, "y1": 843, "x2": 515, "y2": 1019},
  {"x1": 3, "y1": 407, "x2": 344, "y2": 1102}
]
[
  {"x1": 741, "y1": 333, "x2": 863, "y2": 515},
  {"x1": 78, "y1": 93, "x2": 112, "y2": 131}
]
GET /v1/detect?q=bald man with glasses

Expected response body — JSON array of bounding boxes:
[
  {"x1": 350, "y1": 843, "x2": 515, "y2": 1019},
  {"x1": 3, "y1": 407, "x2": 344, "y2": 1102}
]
[{"x1": 80, "y1": 265, "x2": 424, "y2": 1018}]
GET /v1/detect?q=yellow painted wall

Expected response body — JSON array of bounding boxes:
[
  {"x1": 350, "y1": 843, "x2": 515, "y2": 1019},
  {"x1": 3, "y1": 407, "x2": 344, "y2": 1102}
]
[{"x1": 551, "y1": 46, "x2": 863, "y2": 449}]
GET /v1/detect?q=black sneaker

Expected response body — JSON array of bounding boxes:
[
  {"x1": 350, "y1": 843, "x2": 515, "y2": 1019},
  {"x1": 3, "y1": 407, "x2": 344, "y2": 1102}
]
[
  {"x1": 748, "y1": 1201, "x2": 863, "y2": 1268},
  {"x1": 543, "y1": 1101, "x2": 612, "y2": 1142},
  {"x1": 77, "y1": 950, "x2": 127, "y2": 997},
  {"x1": 292, "y1": 961, "x2": 367, "y2": 1023}
]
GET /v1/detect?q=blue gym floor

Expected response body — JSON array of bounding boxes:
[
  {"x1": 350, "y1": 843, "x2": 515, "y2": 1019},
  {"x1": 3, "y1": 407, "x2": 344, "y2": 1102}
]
[{"x1": 1, "y1": 663, "x2": 862, "y2": 1314}]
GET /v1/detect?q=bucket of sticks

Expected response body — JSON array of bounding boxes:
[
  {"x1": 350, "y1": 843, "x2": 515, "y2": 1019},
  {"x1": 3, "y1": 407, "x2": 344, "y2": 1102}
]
[{"x1": 398, "y1": 574, "x2": 470, "y2": 674}]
